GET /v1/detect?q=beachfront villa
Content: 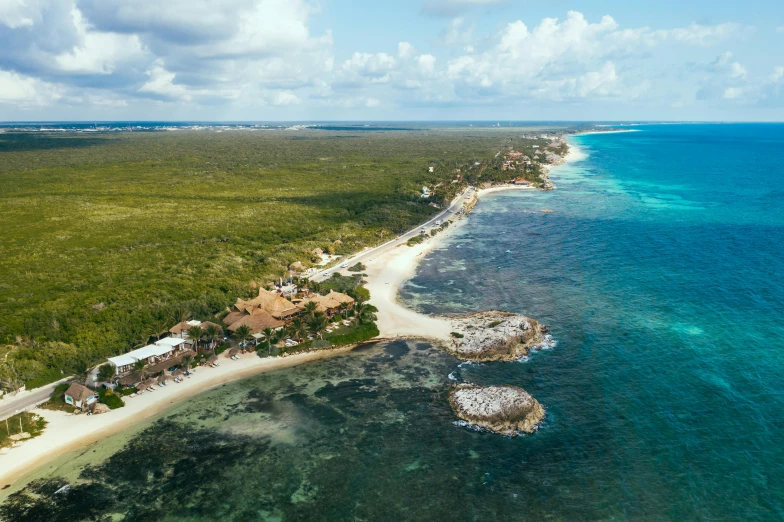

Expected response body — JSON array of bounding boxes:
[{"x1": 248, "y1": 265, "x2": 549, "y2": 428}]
[
  {"x1": 107, "y1": 337, "x2": 190, "y2": 375},
  {"x1": 64, "y1": 383, "x2": 97, "y2": 411},
  {"x1": 168, "y1": 319, "x2": 224, "y2": 339},
  {"x1": 227, "y1": 309, "x2": 285, "y2": 337},
  {"x1": 225, "y1": 288, "x2": 303, "y2": 325},
  {"x1": 298, "y1": 290, "x2": 355, "y2": 317}
]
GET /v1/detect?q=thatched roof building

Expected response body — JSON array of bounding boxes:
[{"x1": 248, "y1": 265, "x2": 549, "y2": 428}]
[
  {"x1": 300, "y1": 290, "x2": 355, "y2": 315},
  {"x1": 229, "y1": 288, "x2": 302, "y2": 322}
]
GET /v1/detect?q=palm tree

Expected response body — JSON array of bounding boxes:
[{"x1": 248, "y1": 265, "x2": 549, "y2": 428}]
[
  {"x1": 186, "y1": 325, "x2": 203, "y2": 353},
  {"x1": 151, "y1": 319, "x2": 169, "y2": 340},
  {"x1": 233, "y1": 325, "x2": 252, "y2": 350},
  {"x1": 308, "y1": 314, "x2": 328, "y2": 340},
  {"x1": 133, "y1": 360, "x2": 148, "y2": 382},
  {"x1": 72, "y1": 358, "x2": 92, "y2": 386},
  {"x1": 170, "y1": 306, "x2": 191, "y2": 325},
  {"x1": 180, "y1": 354, "x2": 193, "y2": 373},
  {"x1": 355, "y1": 302, "x2": 376, "y2": 325},
  {"x1": 205, "y1": 324, "x2": 222, "y2": 351},
  {"x1": 339, "y1": 302, "x2": 351, "y2": 320},
  {"x1": 261, "y1": 328, "x2": 275, "y2": 355},
  {"x1": 288, "y1": 318, "x2": 305, "y2": 340},
  {"x1": 303, "y1": 301, "x2": 318, "y2": 319}
]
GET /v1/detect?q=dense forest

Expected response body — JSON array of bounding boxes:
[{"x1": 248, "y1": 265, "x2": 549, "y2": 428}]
[{"x1": 0, "y1": 126, "x2": 570, "y2": 388}]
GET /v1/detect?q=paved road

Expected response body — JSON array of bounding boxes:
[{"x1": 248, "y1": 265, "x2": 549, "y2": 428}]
[
  {"x1": 311, "y1": 186, "x2": 476, "y2": 282},
  {"x1": 0, "y1": 379, "x2": 68, "y2": 422}
]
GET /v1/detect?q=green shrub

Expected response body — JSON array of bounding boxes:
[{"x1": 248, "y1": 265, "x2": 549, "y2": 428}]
[
  {"x1": 325, "y1": 322, "x2": 379, "y2": 346},
  {"x1": 487, "y1": 321, "x2": 502, "y2": 328},
  {"x1": 98, "y1": 388, "x2": 125, "y2": 409},
  {"x1": 450, "y1": 332, "x2": 464, "y2": 338},
  {"x1": 24, "y1": 368, "x2": 65, "y2": 390},
  {"x1": 407, "y1": 235, "x2": 425, "y2": 246},
  {"x1": 347, "y1": 262, "x2": 366, "y2": 272},
  {"x1": 310, "y1": 339, "x2": 332, "y2": 349}
]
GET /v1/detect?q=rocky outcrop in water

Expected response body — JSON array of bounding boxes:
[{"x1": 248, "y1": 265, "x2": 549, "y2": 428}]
[
  {"x1": 449, "y1": 384, "x2": 545, "y2": 436},
  {"x1": 445, "y1": 311, "x2": 547, "y2": 362}
]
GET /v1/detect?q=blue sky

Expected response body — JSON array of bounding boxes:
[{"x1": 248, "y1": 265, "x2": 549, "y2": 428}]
[{"x1": 1, "y1": 0, "x2": 783, "y2": 121}]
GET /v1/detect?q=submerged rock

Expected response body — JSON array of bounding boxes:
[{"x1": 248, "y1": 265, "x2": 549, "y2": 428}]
[
  {"x1": 449, "y1": 384, "x2": 544, "y2": 436},
  {"x1": 445, "y1": 311, "x2": 546, "y2": 362}
]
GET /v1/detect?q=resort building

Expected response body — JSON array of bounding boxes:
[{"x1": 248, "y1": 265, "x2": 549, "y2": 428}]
[
  {"x1": 227, "y1": 309, "x2": 284, "y2": 336},
  {"x1": 168, "y1": 319, "x2": 223, "y2": 339},
  {"x1": 107, "y1": 337, "x2": 190, "y2": 375},
  {"x1": 299, "y1": 290, "x2": 354, "y2": 317},
  {"x1": 225, "y1": 288, "x2": 303, "y2": 325},
  {"x1": 64, "y1": 383, "x2": 97, "y2": 411}
]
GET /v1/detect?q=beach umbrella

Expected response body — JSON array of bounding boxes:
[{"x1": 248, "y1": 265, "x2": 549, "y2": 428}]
[
  {"x1": 158, "y1": 374, "x2": 169, "y2": 384},
  {"x1": 172, "y1": 369, "x2": 184, "y2": 378},
  {"x1": 208, "y1": 355, "x2": 218, "y2": 364},
  {"x1": 229, "y1": 348, "x2": 240, "y2": 356}
]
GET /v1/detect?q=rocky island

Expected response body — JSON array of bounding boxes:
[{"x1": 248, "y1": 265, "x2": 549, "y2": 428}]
[
  {"x1": 449, "y1": 384, "x2": 545, "y2": 436},
  {"x1": 445, "y1": 311, "x2": 548, "y2": 362}
]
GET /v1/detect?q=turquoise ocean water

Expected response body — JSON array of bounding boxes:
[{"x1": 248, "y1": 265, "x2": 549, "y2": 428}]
[{"x1": 2, "y1": 124, "x2": 783, "y2": 521}]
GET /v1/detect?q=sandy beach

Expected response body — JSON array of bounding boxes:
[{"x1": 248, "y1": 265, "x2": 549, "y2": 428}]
[
  {"x1": 0, "y1": 346, "x2": 353, "y2": 489},
  {"x1": 0, "y1": 137, "x2": 583, "y2": 491}
]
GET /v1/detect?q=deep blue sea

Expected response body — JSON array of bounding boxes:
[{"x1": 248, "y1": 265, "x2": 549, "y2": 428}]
[
  {"x1": 401, "y1": 123, "x2": 784, "y2": 520},
  {"x1": 2, "y1": 124, "x2": 782, "y2": 521}
]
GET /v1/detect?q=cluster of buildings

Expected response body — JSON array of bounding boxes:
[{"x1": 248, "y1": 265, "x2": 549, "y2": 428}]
[
  {"x1": 502, "y1": 150, "x2": 533, "y2": 173},
  {"x1": 99, "y1": 288, "x2": 355, "y2": 386},
  {"x1": 224, "y1": 288, "x2": 355, "y2": 341}
]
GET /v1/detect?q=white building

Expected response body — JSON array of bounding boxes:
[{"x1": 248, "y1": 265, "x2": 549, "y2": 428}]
[{"x1": 107, "y1": 337, "x2": 188, "y2": 374}]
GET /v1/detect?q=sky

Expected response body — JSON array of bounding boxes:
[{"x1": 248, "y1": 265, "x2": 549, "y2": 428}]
[{"x1": 1, "y1": 0, "x2": 783, "y2": 121}]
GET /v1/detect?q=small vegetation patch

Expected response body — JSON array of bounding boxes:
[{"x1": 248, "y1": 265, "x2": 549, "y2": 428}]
[
  {"x1": 40, "y1": 383, "x2": 73, "y2": 412},
  {"x1": 0, "y1": 412, "x2": 47, "y2": 449},
  {"x1": 118, "y1": 386, "x2": 137, "y2": 396},
  {"x1": 347, "y1": 262, "x2": 366, "y2": 272},
  {"x1": 325, "y1": 322, "x2": 379, "y2": 346},
  {"x1": 98, "y1": 388, "x2": 125, "y2": 409},
  {"x1": 407, "y1": 235, "x2": 425, "y2": 246},
  {"x1": 450, "y1": 332, "x2": 464, "y2": 338},
  {"x1": 487, "y1": 321, "x2": 503, "y2": 328}
]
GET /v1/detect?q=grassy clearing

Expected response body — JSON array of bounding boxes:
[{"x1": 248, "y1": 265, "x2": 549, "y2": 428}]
[
  {"x1": 0, "y1": 412, "x2": 47, "y2": 449},
  {"x1": 39, "y1": 383, "x2": 74, "y2": 412}
]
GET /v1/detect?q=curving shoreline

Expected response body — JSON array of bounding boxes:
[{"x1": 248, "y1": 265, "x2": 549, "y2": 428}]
[{"x1": 0, "y1": 138, "x2": 583, "y2": 492}]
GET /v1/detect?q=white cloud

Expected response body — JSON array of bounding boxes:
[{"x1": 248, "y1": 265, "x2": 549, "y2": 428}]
[
  {"x1": 0, "y1": 5, "x2": 775, "y2": 118},
  {"x1": 398, "y1": 42, "x2": 415, "y2": 59},
  {"x1": 0, "y1": 0, "x2": 43, "y2": 28},
  {"x1": 54, "y1": 7, "x2": 146, "y2": 74},
  {"x1": 138, "y1": 60, "x2": 192, "y2": 101},
  {"x1": 417, "y1": 54, "x2": 437, "y2": 74},
  {"x1": 272, "y1": 91, "x2": 300, "y2": 105},
  {"x1": 662, "y1": 22, "x2": 744, "y2": 46},
  {"x1": 441, "y1": 17, "x2": 473, "y2": 46},
  {"x1": 730, "y1": 62, "x2": 747, "y2": 79},
  {"x1": 0, "y1": 68, "x2": 60, "y2": 106}
]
